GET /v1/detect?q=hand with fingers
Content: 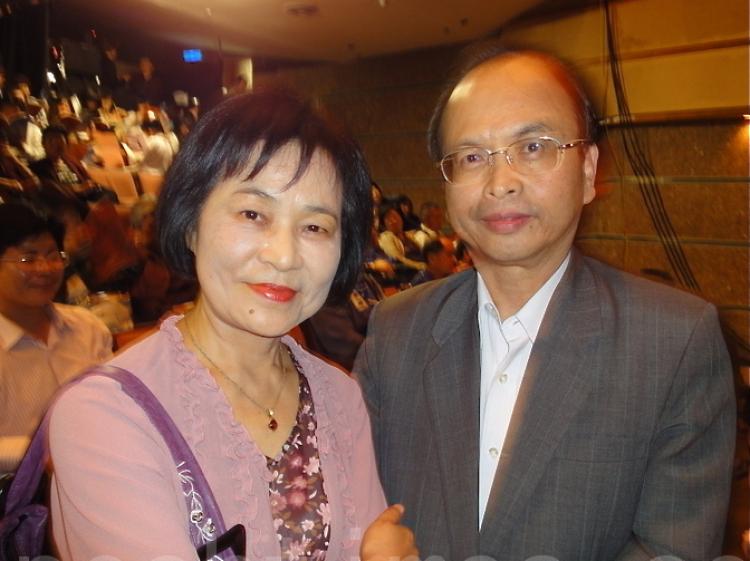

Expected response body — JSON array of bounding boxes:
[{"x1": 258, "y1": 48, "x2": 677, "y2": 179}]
[{"x1": 360, "y1": 504, "x2": 419, "y2": 561}]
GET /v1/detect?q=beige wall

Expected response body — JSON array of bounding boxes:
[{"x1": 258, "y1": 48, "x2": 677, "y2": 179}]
[{"x1": 255, "y1": 0, "x2": 750, "y2": 350}]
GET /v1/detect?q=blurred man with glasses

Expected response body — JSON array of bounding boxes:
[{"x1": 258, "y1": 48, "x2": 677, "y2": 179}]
[
  {"x1": 355, "y1": 45, "x2": 734, "y2": 561},
  {"x1": 0, "y1": 201, "x2": 111, "y2": 474}
]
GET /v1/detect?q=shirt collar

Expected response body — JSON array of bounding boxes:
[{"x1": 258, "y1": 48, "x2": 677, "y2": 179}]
[
  {"x1": 0, "y1": 304, "x2": 69, "y2": 350},
  {"x1": 476, "y1": 253, "x2": 571, "y2": 343},
  {"x1": 0, "y1": 312, "x2": 25, "y2": 350}
]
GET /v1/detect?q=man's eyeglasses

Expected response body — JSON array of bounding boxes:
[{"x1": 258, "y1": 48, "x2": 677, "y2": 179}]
[
  {"x1": 438, "y1": 136, "x2": 590, "y2": 185},
  {"x1": 0, "y1": 251, "x2": 69, "y2": 271}
]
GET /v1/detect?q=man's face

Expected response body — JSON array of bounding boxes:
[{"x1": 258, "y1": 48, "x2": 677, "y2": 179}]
[
  {"x1": 43, "y1": 134, "x2": 66, "y2": 161},
  {"x1": 427, "y1": 243, "x2": 457, "y2": 279},
  {"x1": 423, "y1": 206, "x2": 444, "y2": 231},
  {"x1": 441, "y1": 54, "x2": 598, "y2": 275},
  {"x1": 0, "y1": 233, "x2": 64, "y2": 312}
]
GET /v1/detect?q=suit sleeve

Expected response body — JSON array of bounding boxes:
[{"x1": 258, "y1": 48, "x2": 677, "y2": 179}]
[
  {"x1": 353, "y1": 301, "x2": 383, "y2": 457},
  {"x1": 616, "y1": 304, "x2": 735, "y2": 561}
]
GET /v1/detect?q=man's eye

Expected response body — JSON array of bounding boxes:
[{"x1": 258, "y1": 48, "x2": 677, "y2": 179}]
[
  {"x1": 458, "y1": 150, "x2": 487, "y2": 167},
  {"x1": 241, "y1": 210, "x2": 259, "y2": 220},
  {"x1": 517, "y1": 140, "x2": 549, "y2": 158}
]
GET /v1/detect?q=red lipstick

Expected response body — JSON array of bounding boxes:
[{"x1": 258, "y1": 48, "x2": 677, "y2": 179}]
[{"x1": 249, "y1": 283, "x2": 297, "y2": 303}]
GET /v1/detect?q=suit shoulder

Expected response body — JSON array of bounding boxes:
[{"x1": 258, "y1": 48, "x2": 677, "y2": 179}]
[
  {"x1": 374, "y1": 269, "x2": 475, "y2": 319},
  {"x1": 583, "y1": 256, "x2": 714, "y2": 316}
]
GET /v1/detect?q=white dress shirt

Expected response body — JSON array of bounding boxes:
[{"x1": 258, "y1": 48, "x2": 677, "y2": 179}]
[
  {"x1": 477, "y1": 254, "x2": 570, "y2": 526},
  {"x1": 0, "y1": 304, "x2": 112, "y2": 472}
]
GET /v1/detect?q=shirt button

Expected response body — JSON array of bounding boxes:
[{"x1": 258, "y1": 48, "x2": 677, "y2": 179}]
[
  {"x1": 489, "y1": 447, "x2": 499, "y2": 458},
  {"x1": 497, "y1": 373, "x2": 508, "y2": 383}
]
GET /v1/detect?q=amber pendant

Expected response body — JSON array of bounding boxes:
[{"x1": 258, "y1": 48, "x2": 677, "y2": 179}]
[{"x1": 267, "y1": 409, "x2": 278, "y2": 431}]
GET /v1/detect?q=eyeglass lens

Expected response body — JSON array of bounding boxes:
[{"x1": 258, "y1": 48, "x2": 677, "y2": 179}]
[
  {"x1": 15, "y1": 252, "x2": 67, "y2": 268},
  {"x1": 442, "y1": 137, "x2": 562, "y2": 183}
]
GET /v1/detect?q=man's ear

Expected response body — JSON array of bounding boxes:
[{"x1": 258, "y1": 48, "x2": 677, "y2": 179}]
[{"x1": 582, "y1": 143, "x2": 599, "y2": 205}]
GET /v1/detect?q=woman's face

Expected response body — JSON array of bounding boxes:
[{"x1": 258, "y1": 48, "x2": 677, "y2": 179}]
[
  {"x1": 191, "y1": 144, "x2": 343, "y2": 339},
  {"x1": 383, "y1": 208, "x2": 403, "y2": 235}
]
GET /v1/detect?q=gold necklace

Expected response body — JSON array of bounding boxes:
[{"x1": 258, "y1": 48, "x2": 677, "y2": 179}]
[{"x1": 185, "y1": 318, "x2": 289, "y2": 431}]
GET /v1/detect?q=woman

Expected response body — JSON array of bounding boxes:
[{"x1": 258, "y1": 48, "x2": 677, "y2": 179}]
[
  {"x1": 47, "y1": 89, "x2": 416, "y2": 561},
  {"x1": 377, "y1": 204, "x2": 426, "y2": 284}
]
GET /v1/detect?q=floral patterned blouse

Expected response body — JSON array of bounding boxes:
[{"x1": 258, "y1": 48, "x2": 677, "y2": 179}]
[{"x1": 267, "y1": 359, "x2": 330, "y2": 561}]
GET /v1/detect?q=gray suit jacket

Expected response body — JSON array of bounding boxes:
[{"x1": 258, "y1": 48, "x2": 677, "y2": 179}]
[{"x1": 354, "y1": 252, "x2": 735, "y2": 561}]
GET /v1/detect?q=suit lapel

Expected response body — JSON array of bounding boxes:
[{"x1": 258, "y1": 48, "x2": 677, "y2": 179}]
[
  {"x1": 480, "y1": 254, "x2": 603, "y2": 549},
  {"x1": 422, "y1": 272, "x2": 481, "y2": 559}
]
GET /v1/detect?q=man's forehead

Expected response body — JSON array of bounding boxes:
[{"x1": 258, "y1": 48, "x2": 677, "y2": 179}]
[
  {"x1": 442, "y1": 53, "x2": 583, "y2": 139},
  {"x1": 452, "y1": 53, "x2": 564, "y2": 100}
]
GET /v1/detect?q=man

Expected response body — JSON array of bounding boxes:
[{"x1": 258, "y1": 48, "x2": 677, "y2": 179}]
[
  {"x1": 355, "y1": 46, "x2": 735, "y2": 561},
  {"x1": 410, "y1": 238, "x2": 456, "y2": 286},
  {"x1": 139, "y1": 118, "x2": 175, "y2": 174},
  {"x1": 408, "y1": 201, "x2": 446, "y2": 250},
  {"x1": 0, "y1": 201, "x2": 112, "y2": 474},
  {"x1": 131, "y1": 57, "x2": 165, "y2": 106},
  {"x1": 30, "y1": 125, "x2": 93, "y2": 193},
  {"x1": 1, "y1": 98, "x2": 45, "y2": 163}
]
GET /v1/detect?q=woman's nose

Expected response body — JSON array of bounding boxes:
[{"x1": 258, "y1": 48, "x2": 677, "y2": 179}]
[{"x1": 257, "y1": 226, "x2": 303, "y2": 271}]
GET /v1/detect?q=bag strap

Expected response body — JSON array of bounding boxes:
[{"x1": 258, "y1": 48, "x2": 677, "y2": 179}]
[{"x1": 6, "y1": 365, "x2": 236, "y2": 559}]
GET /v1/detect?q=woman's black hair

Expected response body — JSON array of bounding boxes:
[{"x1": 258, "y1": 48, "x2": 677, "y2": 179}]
[
  {"x1": 0, "y1": 200, "x2": 65, "y2": 256},
  {"x1": 378, "y1": 202, "x2": 404, "y2": 233},
  {"x1": 156, "y1": 87, "x2": 372, "y2": 303}
]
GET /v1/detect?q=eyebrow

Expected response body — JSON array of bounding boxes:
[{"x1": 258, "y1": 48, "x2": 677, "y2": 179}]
[
  {"x1": 455, "y1": 122, "x2": 555, "y2": 149},
  {"x1": 231, "y1": 186, "x2": 340, "y2": 221}
]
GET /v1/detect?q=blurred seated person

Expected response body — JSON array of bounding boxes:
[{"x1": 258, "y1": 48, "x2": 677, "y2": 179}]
[
  {"x1": 47, "y1": 96, "x2": 79, "y2": 129},
  {"x1": 407, "y1": 201, "x2": 446, "y2": 250},
  {"x1": 396, "y1": 194, "x2": 421, "y2": 231},
  {"x1": 377, "y1": 203, "x2": 425, "y2": 283},
  {"x1": 10, "y1": 75, "x2": 48, "y2": 129},
  {"x1": 34, "y1": 182, "x2": 94, "y2": 305},
  {"x1": 66, "y1": 120, "x2": 104, "y2": 168},
  {"x1": 300, "y1": 270, "x2": 386, "y2": 371},
  {"x1": 97, "y1": 91, "x2": 128, "y2": 136},
  {"x1": 410, "y1": 238, "x2": 457, "y2": 286},
  {"x1": 30, "y1": 126, "x2": 92, "y2": 192},
  {"x1": 0, "y1": 201, "x2": 112, "y2": 474},
  {"x1": 31, "y1": 125, "x2": 114, "y2": 204},
  {"x1": 139, "y1": 118, "x2": 175, "y2": 174},
  {"x1": 84, "y1": 196, "x2": 142, "y2": 292},
  {"x1": 122, "y1": 104, "x2": 177, "y2": 165},
  {"x1": 1, "y1": 98, "x2": 45, "y2": 162},
  {"x1": 128, "y1": 195, "x2": 197, "y2": 323},
  {"x1": 0, "y1": 120, "x2": 39, "y2": 193}
]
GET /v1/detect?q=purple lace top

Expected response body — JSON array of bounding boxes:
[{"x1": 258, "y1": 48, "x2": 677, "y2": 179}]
[
  {"x1": 268, "y1": 362, "x2": 330, "y2": 561},
  {"x1": 48, "y1": 315, "x2": 387, "y2": 561}
]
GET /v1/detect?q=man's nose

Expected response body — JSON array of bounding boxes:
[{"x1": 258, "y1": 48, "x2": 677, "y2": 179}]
[{"x1": 484, "y1": 152, "x2": 522, "y2": 198}]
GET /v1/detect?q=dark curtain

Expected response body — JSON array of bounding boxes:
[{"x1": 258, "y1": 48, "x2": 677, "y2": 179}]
[{"x1": 0, "y1": 1, "x2": 48, "y2": 93}]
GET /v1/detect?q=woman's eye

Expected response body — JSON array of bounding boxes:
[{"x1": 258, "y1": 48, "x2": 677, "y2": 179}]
[
  {"x1": 241, "y1": 210, "x2": 259, "y2": 220},
  {"x1": 305, "y1": 224, "x2": 327, "y2": 234}
]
